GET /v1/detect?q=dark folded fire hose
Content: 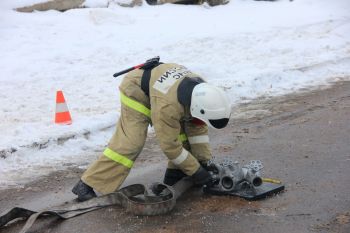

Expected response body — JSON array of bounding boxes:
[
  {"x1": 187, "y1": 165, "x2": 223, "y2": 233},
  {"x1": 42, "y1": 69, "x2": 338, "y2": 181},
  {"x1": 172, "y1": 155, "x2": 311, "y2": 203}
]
[{"x1": 0, "y1": 178, "x2": 194, "y2": 233}]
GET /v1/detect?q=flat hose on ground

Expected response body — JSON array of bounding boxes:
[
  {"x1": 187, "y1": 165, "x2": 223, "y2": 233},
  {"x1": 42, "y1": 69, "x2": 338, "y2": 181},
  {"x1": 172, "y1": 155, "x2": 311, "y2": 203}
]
[{"x1": 0, "y1": 178, "x2": 194, "y2": 233}]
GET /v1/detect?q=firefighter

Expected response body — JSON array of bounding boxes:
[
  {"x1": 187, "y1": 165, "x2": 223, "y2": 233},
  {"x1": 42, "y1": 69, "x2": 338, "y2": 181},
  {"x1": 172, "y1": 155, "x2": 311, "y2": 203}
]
[{"x1": 72, "y1": 62, "x2": 231, "y2": 201}]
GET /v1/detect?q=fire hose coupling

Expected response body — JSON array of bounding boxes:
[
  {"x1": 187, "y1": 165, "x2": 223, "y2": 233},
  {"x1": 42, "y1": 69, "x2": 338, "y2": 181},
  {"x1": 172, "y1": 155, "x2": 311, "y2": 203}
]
[{"x1": 242, "y1": 160, "x2": 264, "y2": 187}]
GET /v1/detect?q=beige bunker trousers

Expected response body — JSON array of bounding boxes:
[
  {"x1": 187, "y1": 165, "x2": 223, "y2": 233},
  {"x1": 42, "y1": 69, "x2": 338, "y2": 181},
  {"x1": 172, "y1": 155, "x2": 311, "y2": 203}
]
[
  {"x1": 82, "y1": 68, "x2": 152, "y2": 194},
  {"x1": 82, "y1": 103, "x2": 150, "y2": 194}
]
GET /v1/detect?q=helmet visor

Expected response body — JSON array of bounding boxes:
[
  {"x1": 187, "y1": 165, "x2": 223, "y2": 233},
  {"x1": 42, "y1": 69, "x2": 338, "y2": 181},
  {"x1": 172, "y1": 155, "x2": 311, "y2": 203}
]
[{"x1": 209, "y1": 118, "x2": 229, "y2": 129}]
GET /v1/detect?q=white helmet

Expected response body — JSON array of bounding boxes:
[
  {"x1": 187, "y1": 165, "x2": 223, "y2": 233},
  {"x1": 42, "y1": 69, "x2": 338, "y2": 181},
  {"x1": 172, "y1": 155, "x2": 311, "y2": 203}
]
[{"x1": 190, "y1": 83, "x2": 231, "y2": 129}]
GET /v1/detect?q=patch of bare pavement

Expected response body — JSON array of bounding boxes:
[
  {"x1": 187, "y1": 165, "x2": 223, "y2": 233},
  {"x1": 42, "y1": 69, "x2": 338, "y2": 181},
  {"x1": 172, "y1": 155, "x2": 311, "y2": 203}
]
[{"x1": 1, "y1": 81, "x2": 349, "y2": 233}]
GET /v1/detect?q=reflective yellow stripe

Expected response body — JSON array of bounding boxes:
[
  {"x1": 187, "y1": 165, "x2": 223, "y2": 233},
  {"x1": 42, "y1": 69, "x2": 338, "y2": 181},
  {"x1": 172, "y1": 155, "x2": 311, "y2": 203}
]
[
  {"x1": 120, "y1": 93, "x2": 186, "y2": 143},
  {"x1": 178, "y1": 133, "x2": 188, "y2": 142},
  {"x1": 103, "y1": 148, "x2": 134, "y2": 168},
  {"x1": 120, "y1": 92, "x2": 151, "y2": 118}
]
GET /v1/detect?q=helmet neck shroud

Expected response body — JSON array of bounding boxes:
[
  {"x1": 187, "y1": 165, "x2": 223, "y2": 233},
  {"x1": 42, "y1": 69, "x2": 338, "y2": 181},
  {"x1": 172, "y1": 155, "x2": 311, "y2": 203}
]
[{"x1": 177, "y1": 77, "x2": 205, "y2": 108}]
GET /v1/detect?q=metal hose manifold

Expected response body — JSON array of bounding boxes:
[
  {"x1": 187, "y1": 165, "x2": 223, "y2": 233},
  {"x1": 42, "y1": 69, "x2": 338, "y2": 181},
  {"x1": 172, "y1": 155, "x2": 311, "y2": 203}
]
[
  {"x1": 207, "y1": 160, "x2": 263, "y2": 192},
  {"x1": 204, "y1": 159, "x2": 285, "y2": 200}
]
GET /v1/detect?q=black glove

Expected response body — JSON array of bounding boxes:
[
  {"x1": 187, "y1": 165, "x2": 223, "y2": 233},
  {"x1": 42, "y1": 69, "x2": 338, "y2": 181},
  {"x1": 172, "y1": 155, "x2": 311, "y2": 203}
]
[
  {"x1": 191, "y1": 166, "x2": 216, "y2": 187},
  {"x1": 200, "y1": 161, "x2": 217, "y2": 172}
]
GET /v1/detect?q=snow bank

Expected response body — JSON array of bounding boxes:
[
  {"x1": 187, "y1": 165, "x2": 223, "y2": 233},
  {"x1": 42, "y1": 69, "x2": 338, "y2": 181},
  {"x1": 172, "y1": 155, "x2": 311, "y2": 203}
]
[{"x1": 0, "y1": 0, "x2": 349, "y2": 187}]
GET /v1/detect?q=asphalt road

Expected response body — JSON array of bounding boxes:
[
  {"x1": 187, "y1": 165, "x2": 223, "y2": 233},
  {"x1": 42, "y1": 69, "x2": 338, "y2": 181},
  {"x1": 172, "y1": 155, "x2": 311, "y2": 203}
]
[{"x1": 1, "y1": 81, "x2": 349, "y2": 233}]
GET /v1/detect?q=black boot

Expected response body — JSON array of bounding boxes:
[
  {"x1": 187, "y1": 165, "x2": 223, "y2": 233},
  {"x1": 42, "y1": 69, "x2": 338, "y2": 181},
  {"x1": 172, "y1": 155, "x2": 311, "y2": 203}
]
[
  {"x1": 163, "y1": 169, "x2": 187, "y2": 186},
  {"x1": 72, "y1": 180, "x2": 97, "y2": 202}
]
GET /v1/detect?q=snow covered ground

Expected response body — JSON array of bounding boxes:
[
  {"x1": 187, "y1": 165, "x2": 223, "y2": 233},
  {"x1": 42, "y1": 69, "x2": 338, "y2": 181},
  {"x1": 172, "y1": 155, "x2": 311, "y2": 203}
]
[{"x1": 0, "y1": 0, "x2": 349, "y2": 188}]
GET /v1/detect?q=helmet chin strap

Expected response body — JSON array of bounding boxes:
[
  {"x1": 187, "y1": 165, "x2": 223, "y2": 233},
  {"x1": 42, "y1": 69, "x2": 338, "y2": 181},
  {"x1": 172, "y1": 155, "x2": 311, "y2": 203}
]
[{"x1": 191, "y1": 117, "x2": 206, "y2": 126}]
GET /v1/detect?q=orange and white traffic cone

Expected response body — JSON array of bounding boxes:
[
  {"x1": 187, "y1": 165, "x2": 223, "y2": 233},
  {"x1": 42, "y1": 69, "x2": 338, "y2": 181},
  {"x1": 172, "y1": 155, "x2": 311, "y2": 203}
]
[{"x1": 55, "y1": 90, "x2": 72, "y2": 125}]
